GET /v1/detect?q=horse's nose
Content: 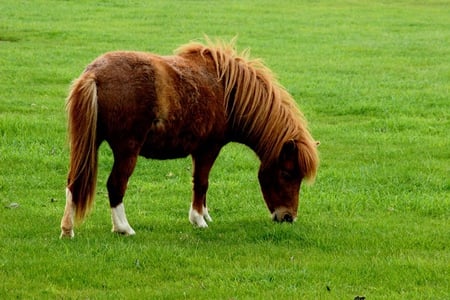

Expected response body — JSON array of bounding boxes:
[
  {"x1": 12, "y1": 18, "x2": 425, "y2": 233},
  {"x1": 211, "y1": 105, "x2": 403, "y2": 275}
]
[
  {"x1": 283, "y1": 213, "x2": 293, "y2": 223},
  {"x1": 272, "y1": 212, "x2": 294, "y2": 222}
]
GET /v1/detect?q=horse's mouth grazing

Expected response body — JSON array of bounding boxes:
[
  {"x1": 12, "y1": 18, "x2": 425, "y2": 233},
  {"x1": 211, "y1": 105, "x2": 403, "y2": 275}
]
[{"x1": 272, "y1": 209, "x2": 297, "y2": 223}]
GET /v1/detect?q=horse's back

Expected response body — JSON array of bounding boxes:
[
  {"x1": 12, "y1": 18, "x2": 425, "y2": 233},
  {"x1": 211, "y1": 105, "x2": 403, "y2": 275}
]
[{"x1": 85, "y1": 51, "x2": 228, "y2": 159}]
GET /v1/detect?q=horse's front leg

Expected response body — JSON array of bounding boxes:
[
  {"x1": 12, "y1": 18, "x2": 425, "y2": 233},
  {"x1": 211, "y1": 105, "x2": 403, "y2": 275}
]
[
  {"x1": 107, "y1": 150, "x2": 139, "y2": 235},
  {"x1": 190, "y1": 148, "x2": 221, "y2": 228}
]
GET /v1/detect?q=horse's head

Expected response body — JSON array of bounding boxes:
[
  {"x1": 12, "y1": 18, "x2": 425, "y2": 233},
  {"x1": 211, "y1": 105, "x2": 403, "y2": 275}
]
[{"x1": 258, "y1": 139, "x2": 317, "y2": 222}]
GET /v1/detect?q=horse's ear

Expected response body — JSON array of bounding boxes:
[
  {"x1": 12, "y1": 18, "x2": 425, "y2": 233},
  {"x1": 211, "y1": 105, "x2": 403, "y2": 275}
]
[{"x1": 279, "y1": 139, "x2": 299, "y2": 171}]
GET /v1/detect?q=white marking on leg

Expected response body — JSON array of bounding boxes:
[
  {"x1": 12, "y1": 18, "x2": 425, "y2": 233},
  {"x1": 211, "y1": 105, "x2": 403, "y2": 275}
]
[
  {"x1": 60, "y1": 188, "x2": 75, "y2": 238},
  {"x1": 203, "y1": 206, "x2": 212, "y2": 222},
  {"x1": 111, "y1": 203, "x2": 136, "y2": 235},
  {"x1": 189, "y1": 204, "x2": 209, "y2": 228}
]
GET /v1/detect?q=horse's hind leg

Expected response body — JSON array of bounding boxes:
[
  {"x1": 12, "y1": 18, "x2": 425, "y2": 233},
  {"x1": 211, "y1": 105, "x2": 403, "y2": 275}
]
[
  {"x1": 190, "y1": 147, "x2": 221, "y2": 227},
  {"x1": 107, "y1": 148, "x2": 139, "y2": 235},
  {"x1": 60, "y1": 188, "x2": 75, "y2": 238}
]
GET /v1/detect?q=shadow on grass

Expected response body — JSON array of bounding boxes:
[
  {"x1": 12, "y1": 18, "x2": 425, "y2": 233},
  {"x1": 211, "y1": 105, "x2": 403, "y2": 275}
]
[{"x1": 124, "y1": 216, "x2": 332, "y2": 250}]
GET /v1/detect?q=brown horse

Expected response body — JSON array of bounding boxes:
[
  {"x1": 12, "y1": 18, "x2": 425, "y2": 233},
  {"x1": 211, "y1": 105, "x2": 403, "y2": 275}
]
[{"x1": 60, "y1": 39, "x2": 319, "y2": 238}]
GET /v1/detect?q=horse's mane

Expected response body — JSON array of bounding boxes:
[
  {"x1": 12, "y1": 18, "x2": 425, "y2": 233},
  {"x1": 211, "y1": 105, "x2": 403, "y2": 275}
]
[{"x1": 176, "y1": 39, "x2": 318, "y2": 181}]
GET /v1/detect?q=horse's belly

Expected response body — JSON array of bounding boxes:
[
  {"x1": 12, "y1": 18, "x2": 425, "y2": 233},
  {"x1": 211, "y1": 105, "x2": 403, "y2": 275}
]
[
  {"x1": 139, "y1": 145, "x2": 191, "y2": 160},
  {"x1": 139, "y1": 132, "x2": 198, "y2": 160},
  {"x1": 138, "y1": 112, "x2": 226, "y2": 159}
]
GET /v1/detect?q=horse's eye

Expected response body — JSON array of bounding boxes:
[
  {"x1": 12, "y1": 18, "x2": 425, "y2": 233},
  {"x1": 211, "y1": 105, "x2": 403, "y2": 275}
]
[{"x1": 281, "y1": 170, "x2": 293, "y2": 181}]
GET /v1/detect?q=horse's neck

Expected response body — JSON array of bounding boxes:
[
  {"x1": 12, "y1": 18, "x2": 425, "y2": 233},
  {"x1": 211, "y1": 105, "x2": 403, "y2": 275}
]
[{"x1": 227, "y1": 108, "x2": 283, "y2": 164}]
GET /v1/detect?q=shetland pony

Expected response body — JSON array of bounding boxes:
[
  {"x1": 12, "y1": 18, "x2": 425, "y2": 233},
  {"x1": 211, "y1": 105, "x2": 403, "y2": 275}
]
[{"x1": 60, "y1": 40, "x2": 319, "y2": 238}]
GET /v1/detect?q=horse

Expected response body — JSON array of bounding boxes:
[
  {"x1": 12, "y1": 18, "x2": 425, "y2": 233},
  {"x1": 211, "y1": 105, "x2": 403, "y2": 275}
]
[{"x1": 60, "y1": 39, "x2": 319, "y2": 238}]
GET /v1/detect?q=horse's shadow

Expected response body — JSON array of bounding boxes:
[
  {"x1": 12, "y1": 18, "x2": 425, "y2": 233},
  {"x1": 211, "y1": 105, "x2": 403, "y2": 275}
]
[{"x1": 132, "y1": 216, "x2": 318, "y2": 248}]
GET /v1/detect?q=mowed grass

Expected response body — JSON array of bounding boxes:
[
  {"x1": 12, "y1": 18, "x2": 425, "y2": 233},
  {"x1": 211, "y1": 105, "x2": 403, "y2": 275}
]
[{"x1": 0, "y1": 0, "x2": 449, "y2": 299}]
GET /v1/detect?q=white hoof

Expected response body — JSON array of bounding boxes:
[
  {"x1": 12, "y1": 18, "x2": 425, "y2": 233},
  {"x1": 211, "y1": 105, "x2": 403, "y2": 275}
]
[
  {"x1": 60, "y1": 228, "x2": 74, "y2": 239},
  {"x1": 189, "y1": 205, "x2": 210, "y2": 228},
  {"x1": 111, "y1": 203, "x2": 136, "y2": 235},
  {"x1": 203, "y1": 206, "x2": 213, "y2": 222},
  {"x1": 112, "y1": 225, "x2": 136, "y2": 236}
]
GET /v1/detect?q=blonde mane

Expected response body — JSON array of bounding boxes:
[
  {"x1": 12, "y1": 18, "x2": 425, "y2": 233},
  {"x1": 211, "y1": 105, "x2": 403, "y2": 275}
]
[{"x1": 176, "y1": 39, "x2": 318, "y2": 180}]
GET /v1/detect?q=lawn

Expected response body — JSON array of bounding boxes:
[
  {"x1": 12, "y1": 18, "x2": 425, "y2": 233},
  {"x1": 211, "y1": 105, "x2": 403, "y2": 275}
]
[{"x1": 0, "y1": 0, "x2": 449, "y2": 299}]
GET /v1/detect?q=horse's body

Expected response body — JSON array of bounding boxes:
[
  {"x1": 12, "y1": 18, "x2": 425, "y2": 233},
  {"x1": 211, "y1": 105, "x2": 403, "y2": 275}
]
[{"x1": 60, "y1": 41, "x2": 319, "y2": 238}]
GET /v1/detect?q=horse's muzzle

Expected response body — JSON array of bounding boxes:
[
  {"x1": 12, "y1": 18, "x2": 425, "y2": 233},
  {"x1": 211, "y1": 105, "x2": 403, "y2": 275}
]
[{"x1": 272, "y1": 210, "x2": 296, "y2": 223}]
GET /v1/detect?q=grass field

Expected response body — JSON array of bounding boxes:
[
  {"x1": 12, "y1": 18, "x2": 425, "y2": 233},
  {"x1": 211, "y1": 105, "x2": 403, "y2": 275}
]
[{"x1": 1, "y1": 0, "x2": 449, "y2": 299}]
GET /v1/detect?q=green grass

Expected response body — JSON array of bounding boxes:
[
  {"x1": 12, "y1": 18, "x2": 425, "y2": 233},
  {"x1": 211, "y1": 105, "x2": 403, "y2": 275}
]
[{"x1": 1, "y1": 0, "x2": 449, "y2": 299}]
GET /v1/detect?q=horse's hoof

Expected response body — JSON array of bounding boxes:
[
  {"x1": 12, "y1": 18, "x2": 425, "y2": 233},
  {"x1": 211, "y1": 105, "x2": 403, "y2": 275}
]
[
  {"x1": 112, "y1": 226, "x2": 136, "y2": 236},
  {"x1": 189, "y1": 206, "x2": 210, "y2": 228},
  {"x1": 60, "y1": 229, "x2": 74, "y2": 239}
]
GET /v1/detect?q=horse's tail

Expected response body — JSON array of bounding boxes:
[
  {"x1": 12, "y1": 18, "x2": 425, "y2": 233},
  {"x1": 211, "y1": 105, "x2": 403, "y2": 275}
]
[{"x1": 66, "y1": 72, "x2": 99, "y2": 223}]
